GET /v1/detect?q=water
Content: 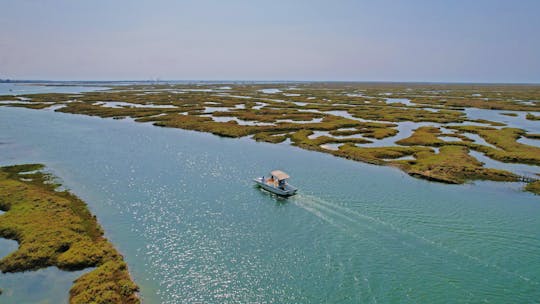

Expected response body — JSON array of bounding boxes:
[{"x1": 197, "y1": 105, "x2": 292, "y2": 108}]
[
  {"x1": 0, "y1": 267, "x2": 92, "y2": 304},
  {"x1": 275, "y1": 118, "x2": 323, "y2": 124},
  {"x1": 358, "y1": 122, "x2": 440, "y2": 147},
  {"x1": 320, "y1": 143, "x2": 343, "y2": 151},
  {"x1": 308, "y1": 130, "x2": 366, "y2": 140},
  {"x1": 0, "y1": 238, "x2": 17, "y2": 260},
  {"x1": 0, "y1": 211, "x2": 18, "y2": 260},
  {"x1": 95, "y1": 101, "x2": 178, "y2": 109},
  {"x1": 0, "y1": 107, "x2": 539, "y2": 303},
  {"x1": 384, "y1": 155, "x2": 415, "y2": 161},
  {"x1": 464, "y1": 108, "x2": 540, "y2": 133},
  {"x1": 1, "y1": 206, "x2": 91, "y2": 304},
  {"x1": 202, "y1": 115, "x2": 276, "y2": 126},
  {"x1": 203, "y1": 106, "x2": 232, "y2": 113},
  {"x1": 439, "y1": 136, "x2": 461, "y2": 142},
  {"x1": 252, "y1": 102, "x2": 267, "y2": 110},
  {"x1": 462, "y1": 132, "x2": 498, "y2": 149},
  {"x1": 469, "y1": 151, "x2": 539, "y2": 179},
  {"x1": 385, "y1": 98, "x2": 414, "y2": 106},
  {"x1": 259, "y1": 88, "x2": 282, "y2": 94},
  {"x1": 0, "y1": 83, "x2": 108, "y2": 95},
  {"x1": 518, "y1": 136, "x2": 540, "y2": 148}
]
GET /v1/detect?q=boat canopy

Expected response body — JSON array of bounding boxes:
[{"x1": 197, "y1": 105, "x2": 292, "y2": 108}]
[{"x1": 271, "y1": 170, "x2": 290, "y2": 180}]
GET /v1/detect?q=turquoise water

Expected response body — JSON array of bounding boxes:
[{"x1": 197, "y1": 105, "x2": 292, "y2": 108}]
[{"x1": 0, "y1": 107, "x2": 539, "y2": 303}]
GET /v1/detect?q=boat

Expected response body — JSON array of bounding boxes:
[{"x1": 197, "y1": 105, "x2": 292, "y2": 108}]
[{"x1": 253, "y1": 170, "x2": 298, "y2": 197}]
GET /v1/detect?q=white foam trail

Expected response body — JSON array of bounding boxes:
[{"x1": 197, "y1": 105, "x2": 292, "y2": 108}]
[
  {"x1": 292, "y1": 194, "x2": 539, "y2": 286},
  {"x1": 296, "y1": 194, "x2": 485, "y2": 300},
  {"x1": 292, "y1": 194, "x2": 395, "y2": 239},
  {"x1": 293, "y1": 198, "x2": 348, "y2": 232}
]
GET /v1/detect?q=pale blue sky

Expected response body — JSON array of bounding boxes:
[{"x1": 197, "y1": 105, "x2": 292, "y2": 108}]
[{"x1": 1, "y1": 0, "x2": 539, "y2": 82}]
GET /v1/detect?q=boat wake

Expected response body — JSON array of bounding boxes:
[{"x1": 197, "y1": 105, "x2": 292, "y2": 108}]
[{"x1": 290, "y1": 193, "x2": 539, "y2": 287}]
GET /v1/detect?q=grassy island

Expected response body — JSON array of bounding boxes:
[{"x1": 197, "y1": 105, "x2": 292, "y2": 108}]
[
  {"x1": 526, "y1": 113, "x2": 540, "y2": 120},
  {"x1": 525, "y1": 180, "x2": 540, "y2": 195},
  {"x1": 1, "y1": 82, "x2": 539, "y2": 193},
  {"x1": 0, "y1": 164, "x2": 139, "y2": 304}
]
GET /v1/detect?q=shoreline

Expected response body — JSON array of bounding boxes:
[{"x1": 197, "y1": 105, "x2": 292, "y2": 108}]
[
  {"x1": 1, "y1": 82, "x2": 537, "y2": 193},
  {"x1": 0, "y1": 164, "x2": 139, "y2": 303},
  {"x1": 1, "y1": 103, "x2": 538, "y2": 302}
]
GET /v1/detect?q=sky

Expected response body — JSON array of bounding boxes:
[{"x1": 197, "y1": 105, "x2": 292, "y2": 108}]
[{"x1": 1, "y1": 0, "x2": 539, "y2": 83}]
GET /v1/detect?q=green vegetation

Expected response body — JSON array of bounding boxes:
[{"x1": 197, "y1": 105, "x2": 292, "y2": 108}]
[
  {"x1": 525, "y1": 133, "x2": 540, "y2": 139},
  {"x1": 395, "y1": 126, "x2": 444, "y2": 146},
  {"x1": 1, "y1": 82, "x2": 539, "y2": 191},
  {"x1": 468, "y1": 119, "x2": 507, "y2": 127},
  {"x1": 290, "y1": 129, "x2": 371, "y2": 150},
  {"x1": 449, "y1": 126, "x2": 540, "y2": 165},
  {"x1": 394, "y1": 146, "x2": 518, "y2": 184},
  {"x1": 333, "y1": 144, "x2": 517, "y2": 183},
  {"x1": 335, "y1": 144, "x2": 430, "y2": 165},
  {"x1": 526, "y1": 113, "x2": 540, "y2": 120},
  {"x1": 525, "y1": 181, "x2": 540, "y2": 195},
  {"x1": 0, "y1": 164, "x2": 139, "y2": 304},
  {"x1": 252, "y1": 132, "x2": 288, "y2": 143},
  {"x1": 501, "y1": 112, "x2": 519, "y2": 117}
]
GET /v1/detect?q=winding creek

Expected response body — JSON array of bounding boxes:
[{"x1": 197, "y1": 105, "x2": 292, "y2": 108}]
[{"x1": 0, "y1": 106, "x2": 539, "y2": 303}]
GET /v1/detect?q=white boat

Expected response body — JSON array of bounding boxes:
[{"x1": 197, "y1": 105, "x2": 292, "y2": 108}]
[{"x1": 253, "y1": 170, "x2": 298, "y2": 197}]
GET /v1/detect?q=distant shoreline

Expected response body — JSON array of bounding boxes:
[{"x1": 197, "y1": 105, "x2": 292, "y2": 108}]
[{"x1": 2, "y1": 80, "x2": 540, "y2": 86}]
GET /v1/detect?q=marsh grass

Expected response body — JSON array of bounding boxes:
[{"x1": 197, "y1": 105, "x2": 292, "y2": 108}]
[
  {"x1": 0, "y1": 164, "x2": 139, "y2": 304},
  {"x1": 525, "y1": 181, "x2": 540, "y2": 194},
  {"x1": 450, "y1": 126, "x2": 540, "y2": 165},
  {"x1": 397, "y1": 146, "x2": 518, "y2": 184},
  {"x1": 395, "y1": 126, "x2": 445, "y2": 146},
  {"x1": 1, "y1": 82, "x2": 539, "y2": 191},
  {"x1": 526, "y1": 113, "x2": 540, "y2": 120}
]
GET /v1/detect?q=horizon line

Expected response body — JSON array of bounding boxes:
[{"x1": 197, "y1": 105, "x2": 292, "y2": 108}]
[{"x1": 2, "y1": 79, "x2": 540, "y2": 86}]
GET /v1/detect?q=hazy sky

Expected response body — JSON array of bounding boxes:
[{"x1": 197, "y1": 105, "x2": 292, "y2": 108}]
[{"x1": 1, "y1": 0, "x2": 539, "y2": 82}]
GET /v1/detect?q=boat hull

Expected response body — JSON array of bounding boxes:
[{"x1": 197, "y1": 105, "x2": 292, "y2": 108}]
[{"x1": 253, "y1": 178, "x2": 298, "y2": 197}]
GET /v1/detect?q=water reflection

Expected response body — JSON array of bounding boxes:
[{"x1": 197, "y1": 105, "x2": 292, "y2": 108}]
[
  {"x1": 0, "y1": 267, "x2": 92, "y2": 304},
  {"x1": 1, "y1": 105, "x2": 540, "y2": 303},
  {"x1": 470, "y1": 150, "x2": 539, "y2": 178},
  {"x1": 465, "y1": 108, "x2": 540, "y2": 133}
]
